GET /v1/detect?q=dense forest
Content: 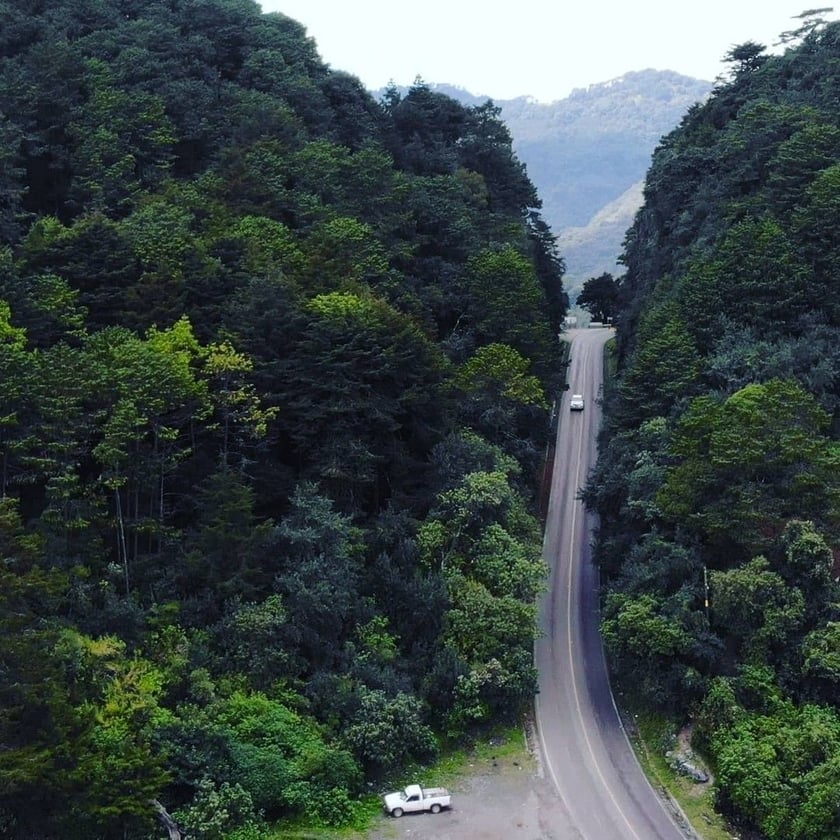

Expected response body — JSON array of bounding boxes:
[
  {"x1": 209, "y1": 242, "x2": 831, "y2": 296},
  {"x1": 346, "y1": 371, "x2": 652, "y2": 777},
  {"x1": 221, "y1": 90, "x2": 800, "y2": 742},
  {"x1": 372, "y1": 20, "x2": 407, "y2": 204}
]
[
  {"x1": 0, "y1": 1, "x2": 567, "y2": 837},
  {"x1": 586, "y1": 13, "x2": 840, "y2": 839}
]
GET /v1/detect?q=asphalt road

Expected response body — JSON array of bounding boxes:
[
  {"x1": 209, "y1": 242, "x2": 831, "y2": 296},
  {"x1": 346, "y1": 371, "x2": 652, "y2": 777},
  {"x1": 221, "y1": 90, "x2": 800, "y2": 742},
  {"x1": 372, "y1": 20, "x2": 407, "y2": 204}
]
[{"x1": 534, "y1": 328, "x2": 687, "y2": 840}]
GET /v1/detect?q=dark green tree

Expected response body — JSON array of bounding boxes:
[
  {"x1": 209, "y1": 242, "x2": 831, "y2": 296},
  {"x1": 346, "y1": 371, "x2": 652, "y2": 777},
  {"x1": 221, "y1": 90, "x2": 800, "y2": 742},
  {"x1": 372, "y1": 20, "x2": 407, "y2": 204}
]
[{"x1": 576, "y1": 272, "x2": 618, "y2": 322}]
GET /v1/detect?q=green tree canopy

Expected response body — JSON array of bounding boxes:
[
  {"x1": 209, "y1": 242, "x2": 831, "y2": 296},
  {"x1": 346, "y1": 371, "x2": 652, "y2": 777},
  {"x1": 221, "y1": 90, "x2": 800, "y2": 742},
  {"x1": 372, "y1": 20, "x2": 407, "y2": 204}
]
[
  {"x1": 659, "y1": 380, "x2": 840, "y2": 551},
  {"x1": 576, "y1": 272, "x2": 618, "y2": 322}
]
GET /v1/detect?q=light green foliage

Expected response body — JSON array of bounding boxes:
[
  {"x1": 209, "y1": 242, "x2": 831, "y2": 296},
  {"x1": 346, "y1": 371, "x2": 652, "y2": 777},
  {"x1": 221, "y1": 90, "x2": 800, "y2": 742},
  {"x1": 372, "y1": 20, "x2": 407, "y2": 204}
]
[
  {"x1": 173, "y1": 777, "x2": 267, "y2": 840},
  {"x1": 469, "y1": 523, "x2": 547, "y2": 600},
  {"x1": 710, "y1": 557, "x2": 805, "y2": 661},
  {"x1": 301, "y1": 216, "x2": 389, "y2": 294},
  {"x1": 355, "y1": 615, "x2": 399, "y2": 663},
  {"x1": 48, "y1": 630, "x2": 172, "y2": 832},
  {"x1": 455, "y1": 342, "x2": 548, "y2": 408},
  {"x1": 232, "y1": 215, "x2": 306, "y2": 281},
  {"x1": 418, "y1": 466, "x2": 545, "y2": 729},
  {"x1": 693, "y1": 677, "x2": 741, "y2": 750},
  {"x1": 602, "y1": 592, "x2": 694, "y2": 705},
  {"x1": 306, "y1": 289, "x2": 368, "y2": 321},
  {"x1": 449, "y1": 654, "x2": 534, "y2": 733},
  {"x1": 719, "y1": 379, "x2": 830, "y2": 468},
  {"x1": 207, "y1": 691, "x2": 361, "y2": 824},
  {"x1": 603, "y1": 593, "x2": 690, "y2": 659},
  {"x1": 419, "y1": 466, "x2": 542, "y2": 574},
  {"x1": 0, "y1": 298, "x2": 27, "y2": 347},
  {"x1": 709, "y1": 699, "x2": 840, "y2": 840},
  {"x1": 444, "y1": 574, "x2": 538, "y2": 729},
  {"x1": 122, "y1": 198, "x2": 195, "y2": 279},
  {"x1": 92, "y1": 318, "x2": 210, "y2": 466},
  {"x1": 465, "y1": 246, "x2": 554, "y2": 360},
  {"x1": 87, "y1": 318, "x2": 213, "y2": 587},
  {"x1": 0, "y1": 296, "x2": 30, "y2": 493},
  {"x1": 203, "y1": 339, "x2": 278, "y2": 461},
  {"x1": 659, "y1": 379, "x2": 839, "y2": 549},
  {"x1": 444, "y1": 574, "x2": 537, "y2": 664},
  {"x1": 341, "y1": 686, "x2": 437, "y2": 771},
  {"x1": 429, "y1": 470, "x2": 518, "y2": 547}
]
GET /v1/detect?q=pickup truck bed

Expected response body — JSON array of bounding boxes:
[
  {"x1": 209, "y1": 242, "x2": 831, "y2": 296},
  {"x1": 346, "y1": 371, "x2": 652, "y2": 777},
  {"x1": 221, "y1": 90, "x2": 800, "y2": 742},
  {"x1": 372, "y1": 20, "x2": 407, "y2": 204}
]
[{"x1": 383, "y1": 784, "x2": 451, "y2": 817}]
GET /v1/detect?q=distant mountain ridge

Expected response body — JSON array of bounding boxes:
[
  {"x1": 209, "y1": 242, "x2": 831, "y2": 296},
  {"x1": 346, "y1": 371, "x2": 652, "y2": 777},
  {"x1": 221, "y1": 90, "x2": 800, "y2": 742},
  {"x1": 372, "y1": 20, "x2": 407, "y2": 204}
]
[
  {"x1": 556, "y1": 180, "x2": 645, "y2": 290},
  {"x1": 380, "y1": 71, "x2": 713, "y2": 299}
]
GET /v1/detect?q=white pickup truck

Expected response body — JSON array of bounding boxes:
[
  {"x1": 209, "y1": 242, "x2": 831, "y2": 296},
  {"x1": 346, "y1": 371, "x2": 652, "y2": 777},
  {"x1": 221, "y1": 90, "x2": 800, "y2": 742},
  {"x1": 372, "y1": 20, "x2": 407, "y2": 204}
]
[{"x1": 383, "y1": 784, "x2": 451, "y2": 817}]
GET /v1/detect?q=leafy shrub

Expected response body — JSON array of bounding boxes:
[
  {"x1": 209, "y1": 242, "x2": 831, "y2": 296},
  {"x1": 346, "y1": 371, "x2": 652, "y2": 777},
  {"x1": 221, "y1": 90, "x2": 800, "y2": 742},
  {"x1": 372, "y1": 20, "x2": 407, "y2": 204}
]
[{"x1": 173, "y1": 778, "x2": 267, "y2": 840}]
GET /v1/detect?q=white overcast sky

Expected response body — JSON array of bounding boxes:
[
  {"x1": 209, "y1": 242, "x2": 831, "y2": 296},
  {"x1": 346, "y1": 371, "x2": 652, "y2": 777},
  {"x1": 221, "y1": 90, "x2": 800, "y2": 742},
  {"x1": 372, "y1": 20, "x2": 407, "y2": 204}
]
[{"x1": 258, "y1": 2, "x2": 836, "y2": 102}]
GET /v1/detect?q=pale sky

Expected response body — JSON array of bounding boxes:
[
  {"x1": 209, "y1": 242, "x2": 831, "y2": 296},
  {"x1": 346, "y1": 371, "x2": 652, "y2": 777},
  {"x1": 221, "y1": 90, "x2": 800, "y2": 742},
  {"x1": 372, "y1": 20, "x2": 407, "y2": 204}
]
[{"x1": 258, "y1": 2, "x2": 836, "y2": 102}]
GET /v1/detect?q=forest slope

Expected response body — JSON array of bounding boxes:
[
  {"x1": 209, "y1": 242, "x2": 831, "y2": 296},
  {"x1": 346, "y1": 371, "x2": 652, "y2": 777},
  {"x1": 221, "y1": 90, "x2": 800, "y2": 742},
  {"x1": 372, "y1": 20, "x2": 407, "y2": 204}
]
[
  {"x1": 588, "y1": 16, "x2": 840, "y2": 840},
  {"x1": 0, "y1": 1, "x2": 566, "y2": 837}
]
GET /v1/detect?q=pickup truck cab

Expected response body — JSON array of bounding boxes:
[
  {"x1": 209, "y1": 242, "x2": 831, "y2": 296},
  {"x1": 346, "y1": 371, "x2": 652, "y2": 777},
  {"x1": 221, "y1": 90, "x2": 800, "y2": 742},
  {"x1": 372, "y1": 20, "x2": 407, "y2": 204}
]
[{"x1": 383, "y1": 784, "x2": 451, "y2": 817}]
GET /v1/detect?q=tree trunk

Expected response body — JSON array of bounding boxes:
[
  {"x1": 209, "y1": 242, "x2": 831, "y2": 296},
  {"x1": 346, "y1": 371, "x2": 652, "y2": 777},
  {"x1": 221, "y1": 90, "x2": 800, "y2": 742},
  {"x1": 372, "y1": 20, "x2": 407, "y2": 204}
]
[
  {"x1": 151, "y1": 800, "x2": 181, "y2": 840},
  {"x1": 115, "y1": 482, "x2": 130, "y2": 595}
]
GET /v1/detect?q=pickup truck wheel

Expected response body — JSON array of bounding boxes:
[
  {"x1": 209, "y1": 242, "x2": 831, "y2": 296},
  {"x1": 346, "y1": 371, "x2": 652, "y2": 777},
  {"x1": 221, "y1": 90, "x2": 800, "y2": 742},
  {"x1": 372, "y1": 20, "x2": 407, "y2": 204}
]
[
  {"x1": 391, "y1": 808, "x2": 403, "y2": 818},
  {"x1": 430, "y1": 803, "x2": 441, "y2": 814}
]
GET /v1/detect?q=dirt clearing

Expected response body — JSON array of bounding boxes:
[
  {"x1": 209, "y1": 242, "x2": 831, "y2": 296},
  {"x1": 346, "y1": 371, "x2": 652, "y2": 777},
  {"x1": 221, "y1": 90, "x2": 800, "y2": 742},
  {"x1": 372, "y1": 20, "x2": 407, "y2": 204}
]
[{"x1": 362, "y1": 729, "x2": 577, "y2": 840}]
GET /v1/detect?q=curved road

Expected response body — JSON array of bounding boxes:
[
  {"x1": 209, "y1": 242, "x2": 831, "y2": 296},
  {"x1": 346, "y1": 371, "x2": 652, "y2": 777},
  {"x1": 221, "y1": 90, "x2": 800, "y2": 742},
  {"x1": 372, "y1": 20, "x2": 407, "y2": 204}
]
[{"x1": 535, "y1": 328, "x2": 688, "y2": 840}]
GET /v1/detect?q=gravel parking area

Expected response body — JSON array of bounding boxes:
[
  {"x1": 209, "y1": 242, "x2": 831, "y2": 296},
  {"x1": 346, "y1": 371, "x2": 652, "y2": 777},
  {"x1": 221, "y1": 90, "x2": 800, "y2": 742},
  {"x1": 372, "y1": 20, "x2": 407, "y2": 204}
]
[{"x1": 364, "y1": 733, "x2": 577, "y2": 840}]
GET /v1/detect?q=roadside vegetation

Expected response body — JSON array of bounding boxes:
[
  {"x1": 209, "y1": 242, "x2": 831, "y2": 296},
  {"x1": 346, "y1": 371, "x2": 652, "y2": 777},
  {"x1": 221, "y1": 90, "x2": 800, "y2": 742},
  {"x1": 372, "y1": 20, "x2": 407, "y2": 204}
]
[
  {"x1": 3, "y1": 1, "x2": 839, "y2": 837},
  {"x1": 0, "y1": 2, "x2": 567, "y2": 837},
  {"x1": 584, "y1": 12, "x2": 840, "y2": 839},
  {"x1": 625, "y1": 708, "x2": 734, "y2": 840},
  {"x1": 265, "y1": 723, "x2": 531, "y2": 839}
]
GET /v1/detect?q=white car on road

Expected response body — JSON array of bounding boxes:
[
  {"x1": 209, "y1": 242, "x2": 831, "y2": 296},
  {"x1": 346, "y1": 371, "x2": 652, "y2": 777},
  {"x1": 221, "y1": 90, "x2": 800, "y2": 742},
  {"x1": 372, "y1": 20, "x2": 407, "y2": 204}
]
[{"x1": 569, "y1": 394, "x2": 585, "y2": 411}]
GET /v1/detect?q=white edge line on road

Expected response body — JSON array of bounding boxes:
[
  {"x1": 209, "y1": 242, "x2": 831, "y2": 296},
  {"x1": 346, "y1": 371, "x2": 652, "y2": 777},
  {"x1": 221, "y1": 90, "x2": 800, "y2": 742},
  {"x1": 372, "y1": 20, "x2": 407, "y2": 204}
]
[{"x1": 566, "y1": 340, "x2": 643, "y2": 840}]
